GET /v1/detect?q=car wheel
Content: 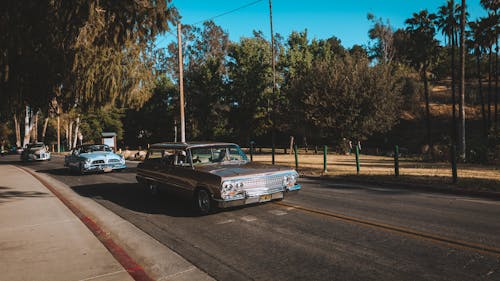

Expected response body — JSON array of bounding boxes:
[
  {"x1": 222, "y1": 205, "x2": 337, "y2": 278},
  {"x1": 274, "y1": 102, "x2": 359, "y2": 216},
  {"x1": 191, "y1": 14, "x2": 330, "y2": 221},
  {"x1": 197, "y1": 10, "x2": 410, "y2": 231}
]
[
  {"x1": 195, "y1": 189, "x2": 212, "y2": 215},
  {"x1": 147, "y1": 182, "x2": 159, "y2": 196},
  {"x1": 79, "y1": 163, "x2": 85, "y2": 175}
]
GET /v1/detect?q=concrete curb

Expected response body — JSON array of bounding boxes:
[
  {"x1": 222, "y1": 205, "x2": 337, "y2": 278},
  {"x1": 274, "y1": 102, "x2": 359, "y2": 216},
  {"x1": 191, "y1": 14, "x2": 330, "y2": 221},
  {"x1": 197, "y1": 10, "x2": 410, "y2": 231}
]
[{"x1": 21, "y1": 165, "x2": 215, "y2": 281}]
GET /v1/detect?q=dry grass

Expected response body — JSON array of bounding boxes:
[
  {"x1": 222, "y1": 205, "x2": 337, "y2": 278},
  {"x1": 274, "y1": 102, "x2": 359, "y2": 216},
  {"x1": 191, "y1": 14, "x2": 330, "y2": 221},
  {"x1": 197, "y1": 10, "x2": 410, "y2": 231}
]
[{"x1": 252, "y1": 152, "x2": 500, "y2": 192}]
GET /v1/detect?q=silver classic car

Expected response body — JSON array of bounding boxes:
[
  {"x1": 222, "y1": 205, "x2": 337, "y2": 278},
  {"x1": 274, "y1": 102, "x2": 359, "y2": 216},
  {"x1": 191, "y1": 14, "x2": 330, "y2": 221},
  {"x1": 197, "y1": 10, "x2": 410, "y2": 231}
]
[
  {"x1": 136, "y1": 142, "x2": 300, "y2": 214},
  {"x1": 64, "y1": 144, "x2": 126, "y2": 174},
  {"x1": 20, "y1": 142, "x2": 51, "y2": 161}
]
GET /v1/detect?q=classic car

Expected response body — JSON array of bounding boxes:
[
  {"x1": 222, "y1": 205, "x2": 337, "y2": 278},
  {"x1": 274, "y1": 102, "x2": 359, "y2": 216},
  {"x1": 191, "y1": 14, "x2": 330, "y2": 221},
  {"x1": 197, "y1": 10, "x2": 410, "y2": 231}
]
[
  {"x1": 136, "y1": 142, "x2": 301, "y2": 214},
  {"x1": 20, "y1": 142, "x2": 51, "y2": 161},
  {"x1": 64, "y1": 144, "x2": 126, "y2": 174}
]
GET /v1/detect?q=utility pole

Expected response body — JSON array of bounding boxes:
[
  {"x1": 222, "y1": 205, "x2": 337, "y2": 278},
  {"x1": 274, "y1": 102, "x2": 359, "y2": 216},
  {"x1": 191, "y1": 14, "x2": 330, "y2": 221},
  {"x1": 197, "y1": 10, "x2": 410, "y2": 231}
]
[
  {"x1": 269, "y1": 0, "x2": 276, "y2": 165},
  {"x1": 177, "y1": 23, "x2": 186, "y2": 143},
  {"x1": 459, "y1": 0, "x2": 466, "y2": 160}
]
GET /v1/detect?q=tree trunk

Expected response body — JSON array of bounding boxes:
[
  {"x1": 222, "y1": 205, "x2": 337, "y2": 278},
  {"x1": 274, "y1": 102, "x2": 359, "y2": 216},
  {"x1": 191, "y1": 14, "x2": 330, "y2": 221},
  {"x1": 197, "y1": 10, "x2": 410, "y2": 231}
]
[
  {"x1": 72, "y1": 115, "x2": 80, "y2": 149},
  {"x1": 451, "y1": 28, "x2": 457, "y2": 145},
  {"x1": 42, "y1": 117, "x2": 49, "y2": 142},
  {"x1": 23, "y1": 106, "x2": 34, "y2": 147},
  {"x1": 68, "y1": 120, "x2": 73, "y2": 150},
  {"x1": 478, "y1": 49, "x2": 487, "y2": 137},
  {"x1": 65, "y1": 121, "x2": 69, "y2": 151},
  {"x1": 495, "y1": 40, "x2": 498, "y2": 130},
  {"x1": 423, "y1": 67, "x2": 433, "y2": 159},
  {"x1": 13, "y1": 113, "x2": 21, "y2": 148},
  {"x1": 488, "y1": 46, "x2": 493, "y2": 130},
  {"x1": 31, "y1": 111, "x2": 38, "y2": 142},
  {"x1": 458, "y1": 0, "x2": 466, "y2": 161}
]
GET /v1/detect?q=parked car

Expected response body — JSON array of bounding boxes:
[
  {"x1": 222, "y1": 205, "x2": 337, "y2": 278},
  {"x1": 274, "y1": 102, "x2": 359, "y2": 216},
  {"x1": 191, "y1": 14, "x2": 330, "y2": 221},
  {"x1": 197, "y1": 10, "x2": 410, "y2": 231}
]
[
  {"x1": 64, "y1": 144, "x2": 126, "y2": 174},
  {"x1": 136, "y1": 142, "x2": 301, "y2": 214},
  {"x1": 20, "y1": 142, "x2": 51, "y2": 161}
]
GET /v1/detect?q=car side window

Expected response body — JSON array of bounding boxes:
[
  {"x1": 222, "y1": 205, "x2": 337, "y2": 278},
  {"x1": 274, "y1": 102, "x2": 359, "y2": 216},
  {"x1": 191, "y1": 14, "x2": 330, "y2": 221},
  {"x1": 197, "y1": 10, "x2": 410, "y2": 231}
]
[{"x1": 174, "y1": 149, "x2": 191, "y2": 167}]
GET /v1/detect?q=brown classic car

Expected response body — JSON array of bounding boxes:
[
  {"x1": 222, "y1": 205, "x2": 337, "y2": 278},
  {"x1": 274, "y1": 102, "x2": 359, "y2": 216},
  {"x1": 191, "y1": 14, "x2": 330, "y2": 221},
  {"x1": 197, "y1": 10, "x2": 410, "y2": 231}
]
[{"x1": 136, "y1": 142, "x2": 300, "y2": 214}]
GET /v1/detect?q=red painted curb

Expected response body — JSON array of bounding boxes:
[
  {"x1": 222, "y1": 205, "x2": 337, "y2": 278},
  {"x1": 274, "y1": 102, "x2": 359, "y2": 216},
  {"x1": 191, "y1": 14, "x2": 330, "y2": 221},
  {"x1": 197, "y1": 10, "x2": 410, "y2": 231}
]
[{"x1": 20, "y1": 167, "x2": 155, "y2": 281}]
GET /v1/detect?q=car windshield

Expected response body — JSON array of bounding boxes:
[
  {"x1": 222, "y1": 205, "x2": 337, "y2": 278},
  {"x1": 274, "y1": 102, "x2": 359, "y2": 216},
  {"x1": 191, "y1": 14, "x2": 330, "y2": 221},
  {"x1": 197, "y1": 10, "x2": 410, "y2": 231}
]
[
  {"x1": 80, "y1": 145, "x2": 112, "y2": 153},
  {"x1": 190, "y1": 145, "x2": 248, "y2": 166}
]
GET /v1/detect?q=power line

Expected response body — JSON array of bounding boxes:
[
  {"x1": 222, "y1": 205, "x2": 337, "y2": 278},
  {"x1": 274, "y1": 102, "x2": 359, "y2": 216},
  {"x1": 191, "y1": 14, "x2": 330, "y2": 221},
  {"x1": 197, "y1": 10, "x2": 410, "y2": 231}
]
[
  {"x1": 156, "y1": 0, "x2": 264, "y2": 48},
  {"x1": 191, "y1": 0, "x2": 264, "y2": 26}
]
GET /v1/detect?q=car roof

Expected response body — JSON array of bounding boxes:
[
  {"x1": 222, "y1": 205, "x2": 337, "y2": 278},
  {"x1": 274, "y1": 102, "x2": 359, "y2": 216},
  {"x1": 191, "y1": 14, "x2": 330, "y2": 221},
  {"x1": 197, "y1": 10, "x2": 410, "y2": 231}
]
[{"x1": 149, "y1": 142, "x2": 238, "y2": 150}]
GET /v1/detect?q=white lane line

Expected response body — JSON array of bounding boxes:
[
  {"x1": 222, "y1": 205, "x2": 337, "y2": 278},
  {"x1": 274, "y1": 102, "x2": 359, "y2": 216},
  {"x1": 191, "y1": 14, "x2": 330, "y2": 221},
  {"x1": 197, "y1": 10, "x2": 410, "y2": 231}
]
[
  {"x1": 77, "y1": 269, "x2": 127, "y2": 281},
  {"x1": 457, "y1": 198, "x2": 500, "y2": 206},
  {"x1": 241, "y1": 216, "x2": 257, "y2": 222},
  {"x1": 216, "y1": 219, "x2": 235, "y2": 225},
  {"x1": 269, "y1": 210, "x2": 287, "y2": 216}
]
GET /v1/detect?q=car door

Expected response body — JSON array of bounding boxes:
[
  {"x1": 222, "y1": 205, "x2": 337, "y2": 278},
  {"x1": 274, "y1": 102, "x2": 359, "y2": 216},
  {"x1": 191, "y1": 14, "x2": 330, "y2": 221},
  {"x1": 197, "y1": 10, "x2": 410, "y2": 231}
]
[{"x1": 166, "y1": 149, "x2": 197, "y2": 194}]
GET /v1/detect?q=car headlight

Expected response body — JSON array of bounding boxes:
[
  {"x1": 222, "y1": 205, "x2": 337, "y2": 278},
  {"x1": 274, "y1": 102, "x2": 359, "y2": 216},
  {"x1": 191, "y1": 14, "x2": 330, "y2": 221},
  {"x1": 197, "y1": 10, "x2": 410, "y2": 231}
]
[
  {"x1": 85, "y1": 158, "x2": 92, "y2": 164},
  {"x1": 283, "y1": 172, "x2": 298, "y2": 187},
  {"x1": 221, "y1": 180, "x2": 244, "y2": 199}
]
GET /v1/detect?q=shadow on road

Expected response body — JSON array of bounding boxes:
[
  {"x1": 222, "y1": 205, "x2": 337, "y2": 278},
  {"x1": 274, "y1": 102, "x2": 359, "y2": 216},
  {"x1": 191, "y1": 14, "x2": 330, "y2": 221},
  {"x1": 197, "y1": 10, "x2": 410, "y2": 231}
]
[
  {"x1": 0, "y1": 186, "x2": 50, "y2": 204},
  {"x1": 35, "y1": 167, "x2": 137, "y2": 177},
  {"x1": 71, "y1": 183, "x2": 200, "y2": 217}
]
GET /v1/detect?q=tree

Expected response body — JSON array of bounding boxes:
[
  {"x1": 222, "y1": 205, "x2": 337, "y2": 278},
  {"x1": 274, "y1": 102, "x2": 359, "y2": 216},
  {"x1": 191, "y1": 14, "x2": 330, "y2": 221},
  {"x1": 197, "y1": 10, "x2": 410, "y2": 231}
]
[
  {"x1": 227, "y1": 32, "x2": 273, "y2": 144},
  {"x1": 458, "y1": 0, "x2": 467, "y2": 160},
  {"x1": 0, "y1": 0, "x2": 178, "y2": 147},
  {"x1": 367, "y1": 13, "x2": 394, "y2": 63},
  {"x1": 184, "y1": 21, "x2": 231, "y2": 140},
  {"x1": 293, "y1": 54, "x2": 403, "y2": 142},
  {"x1": 469, "y1": 19, "x2": 489, "y2": 137},
  {"x1": 405, "y1": 10, "x2": 440, "y2": 157},
  {"x1": 481, "y1": 0, "x2": 500, "y2": 131},
  {"x1": 436, "y1": 0, "x2": 461, "y2": 146}
]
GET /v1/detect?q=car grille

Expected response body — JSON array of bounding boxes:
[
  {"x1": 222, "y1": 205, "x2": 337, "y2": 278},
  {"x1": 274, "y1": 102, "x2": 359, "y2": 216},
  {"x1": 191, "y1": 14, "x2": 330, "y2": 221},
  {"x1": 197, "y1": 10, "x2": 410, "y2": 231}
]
[
  {"x1": 92, "y1": 160, "x2": 105, "y2": 164},
  {"x1": 242, "y1": 174, "x2": 286, "y2": 197},
  {"x1": 242, "y1": 174, "x2": 284, "y2": 189}
]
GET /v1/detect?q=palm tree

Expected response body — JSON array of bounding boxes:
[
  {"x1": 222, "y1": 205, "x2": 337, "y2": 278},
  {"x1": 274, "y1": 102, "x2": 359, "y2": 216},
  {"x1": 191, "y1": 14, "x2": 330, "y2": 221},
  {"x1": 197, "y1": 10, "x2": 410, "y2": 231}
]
[
  {"x1": 436, "y1": 0, "x2": 461, "y2": 145},
  {"x1": 405, "y1": 10, "x2": 439, "y2": 158},
  {"x1": 469, "y1": 19, "x2": 488, "y2": 137},
  {"x1": 482, "y1": 0, "x2": 500, "y2": 131},
  {"x1": 481, "y1": 14, "x2": 498, "y2": 131}
]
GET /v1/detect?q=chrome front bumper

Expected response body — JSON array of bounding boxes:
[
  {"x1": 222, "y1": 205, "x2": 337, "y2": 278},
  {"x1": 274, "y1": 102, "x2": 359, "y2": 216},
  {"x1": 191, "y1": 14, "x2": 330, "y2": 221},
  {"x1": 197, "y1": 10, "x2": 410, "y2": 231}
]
[
  {"x1": 27, "y1": 153, "x2": 51, "y2": 161},
  {"x1": 83, "y1": 163, "x2": 126, "y2": 172},
  {"x1": 215, "y1": 184, "x2": 301, "y2": 208}
]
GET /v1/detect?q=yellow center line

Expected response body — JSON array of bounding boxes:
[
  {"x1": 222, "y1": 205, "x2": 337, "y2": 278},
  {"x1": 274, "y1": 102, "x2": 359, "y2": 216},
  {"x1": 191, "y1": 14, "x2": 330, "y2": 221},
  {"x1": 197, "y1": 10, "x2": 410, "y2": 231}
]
[{"x1": 274, "y1": 201, "x2": 500, "y2": 258}]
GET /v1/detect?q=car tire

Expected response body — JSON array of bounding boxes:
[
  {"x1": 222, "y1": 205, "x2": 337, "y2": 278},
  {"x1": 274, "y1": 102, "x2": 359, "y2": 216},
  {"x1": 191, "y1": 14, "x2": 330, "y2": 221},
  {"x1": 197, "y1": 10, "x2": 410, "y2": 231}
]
[
  {"x1": 79, "y1": 163, "x2": 85, "y2": 175},
  {"x1": 194, "y1": 189, "x2": 212, "y2": 215}
]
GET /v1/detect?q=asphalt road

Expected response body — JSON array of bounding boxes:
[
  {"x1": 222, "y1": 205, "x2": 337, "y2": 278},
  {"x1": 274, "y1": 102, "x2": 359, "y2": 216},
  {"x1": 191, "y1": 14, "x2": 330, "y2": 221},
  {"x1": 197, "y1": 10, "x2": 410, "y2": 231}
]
[{"x1": 3, "y1": 155, "x2": 500, "y2": 281}]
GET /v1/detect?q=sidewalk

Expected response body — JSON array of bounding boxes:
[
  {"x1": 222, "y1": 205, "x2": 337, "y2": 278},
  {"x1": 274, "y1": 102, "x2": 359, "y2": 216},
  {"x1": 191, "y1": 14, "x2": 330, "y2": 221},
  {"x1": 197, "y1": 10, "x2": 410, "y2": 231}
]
[{"x1": 0, "y1": 164, "x2": 134, "y2": 281}]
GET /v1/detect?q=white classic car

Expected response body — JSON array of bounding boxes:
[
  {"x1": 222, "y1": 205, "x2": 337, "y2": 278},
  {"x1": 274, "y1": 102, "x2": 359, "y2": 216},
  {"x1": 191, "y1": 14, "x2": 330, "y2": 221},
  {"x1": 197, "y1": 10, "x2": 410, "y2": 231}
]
[
  {"x1": 20, "y1": 142, "x2": 51, "y2": 161},
  {"x1": 64, "y1": 144, "x2": 126, "y2": 174}
]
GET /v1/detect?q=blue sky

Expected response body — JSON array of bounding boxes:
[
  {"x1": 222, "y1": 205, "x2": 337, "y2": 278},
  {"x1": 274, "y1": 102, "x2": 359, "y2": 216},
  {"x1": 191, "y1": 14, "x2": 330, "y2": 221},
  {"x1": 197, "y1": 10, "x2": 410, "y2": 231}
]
[{"x1": 156, "y1": 0, "x2": 488, "y2": 49}]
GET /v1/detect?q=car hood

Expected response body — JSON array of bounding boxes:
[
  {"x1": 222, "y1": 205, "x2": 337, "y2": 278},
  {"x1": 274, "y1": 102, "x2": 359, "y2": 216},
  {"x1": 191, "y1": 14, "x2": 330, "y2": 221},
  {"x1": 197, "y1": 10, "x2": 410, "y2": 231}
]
[
  {"x1": 79, "y1": 152, "x2": 120, "y2": 159},
  {"x1": 194, "y1": 162, "x2": 295, "y2": 179},
  {"x1": 29, "y1": 147, "x2": 47, "y2": 153}
]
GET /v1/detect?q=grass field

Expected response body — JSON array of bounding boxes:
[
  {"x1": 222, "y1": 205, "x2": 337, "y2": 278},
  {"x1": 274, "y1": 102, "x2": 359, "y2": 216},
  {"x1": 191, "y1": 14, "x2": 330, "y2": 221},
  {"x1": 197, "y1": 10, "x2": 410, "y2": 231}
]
[{"x1": 250, "y1": 151, "x2": 500, "y2": 192}]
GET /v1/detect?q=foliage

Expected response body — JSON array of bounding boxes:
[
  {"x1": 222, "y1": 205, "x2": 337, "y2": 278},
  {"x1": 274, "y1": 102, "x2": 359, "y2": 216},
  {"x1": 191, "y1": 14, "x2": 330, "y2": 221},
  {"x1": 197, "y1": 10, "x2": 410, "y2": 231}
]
[
  {"x1": 289, "y1": 54, "x2": 404, "y2": 141},
  {"x1": 80, "y1": 107, "x2": 125, "y2": 145},
  {"x1": 122, "y1": 76, "x2": 179, "y2": 147}
]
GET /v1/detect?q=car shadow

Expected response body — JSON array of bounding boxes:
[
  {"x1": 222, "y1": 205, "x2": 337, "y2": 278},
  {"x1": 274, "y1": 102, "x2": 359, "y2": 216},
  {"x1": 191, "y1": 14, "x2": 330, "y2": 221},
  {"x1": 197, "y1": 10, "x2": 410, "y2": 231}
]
[
  {"x1": 36, "y1": 167, "x2": 137, "y2": 177},
  {"x1": 71, "y1": 183, "x2": 201, "y2": 217}
]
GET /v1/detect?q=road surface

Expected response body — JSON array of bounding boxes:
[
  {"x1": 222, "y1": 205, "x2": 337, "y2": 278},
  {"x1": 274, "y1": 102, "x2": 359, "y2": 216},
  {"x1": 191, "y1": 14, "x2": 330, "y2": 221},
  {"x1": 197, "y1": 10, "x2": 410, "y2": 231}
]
[{"x1": 3, "y1": 155, "x2": 499, "y2": 281}]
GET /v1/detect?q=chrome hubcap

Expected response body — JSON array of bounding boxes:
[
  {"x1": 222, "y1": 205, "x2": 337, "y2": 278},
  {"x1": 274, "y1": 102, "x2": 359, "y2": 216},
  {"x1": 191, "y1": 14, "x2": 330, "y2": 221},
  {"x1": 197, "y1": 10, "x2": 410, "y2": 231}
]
[{"x1": 198, "y1": 190, "x2": 210, "y2": 213}]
